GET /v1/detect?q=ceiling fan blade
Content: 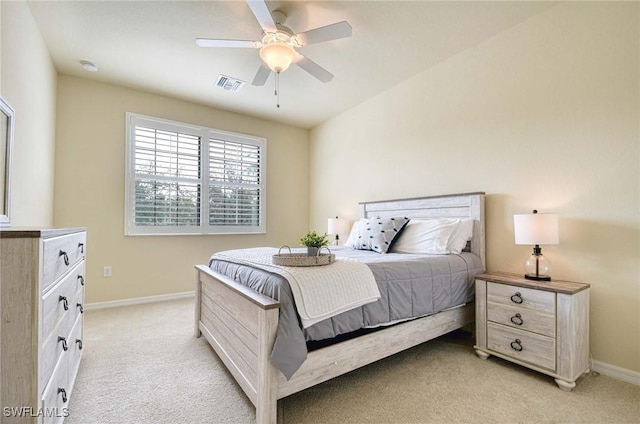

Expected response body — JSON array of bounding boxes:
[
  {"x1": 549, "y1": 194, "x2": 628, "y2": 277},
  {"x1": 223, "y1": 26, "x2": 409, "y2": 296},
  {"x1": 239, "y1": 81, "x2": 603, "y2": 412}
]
[
  {"x1": 294, "y1": 53, "x2": 334, "y2": 83},
  {"x1": 196, "y1": 38, "x2": 258, "y2": 48},
  {"x1": 296, "y1": 21, "x2": 352, "y2": 46},
  {"x1": 247, "y1": 0, "x2": 277, "y2": 33},
  {"x1": 252, "y1": 62, "x2": 271, "y2": 86}
]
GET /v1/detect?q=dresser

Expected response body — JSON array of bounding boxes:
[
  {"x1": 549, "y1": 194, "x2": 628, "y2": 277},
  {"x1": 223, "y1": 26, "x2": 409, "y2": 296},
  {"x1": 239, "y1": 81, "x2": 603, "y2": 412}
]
[
  {"x1": 1, "y1": 228, "x2": 86, "y2": 423},
  {"x1": 474, "y1": 272, "x2": 590, "y2": 391}
]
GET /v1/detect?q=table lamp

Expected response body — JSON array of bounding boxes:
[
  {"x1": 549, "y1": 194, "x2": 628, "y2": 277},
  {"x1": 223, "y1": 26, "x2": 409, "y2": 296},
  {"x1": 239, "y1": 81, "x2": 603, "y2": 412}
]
[
  {"x1": 513, "y1": 210, "x2": 559, "y2": 281},
  {"x1": 327, "y1": 217, "x2": 348, "y2": 246}
]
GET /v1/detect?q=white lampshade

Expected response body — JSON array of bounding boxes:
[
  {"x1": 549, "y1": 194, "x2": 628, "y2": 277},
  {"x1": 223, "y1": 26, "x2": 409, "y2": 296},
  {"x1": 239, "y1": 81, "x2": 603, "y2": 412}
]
[
  {"x1": 514, "y1": 210, "x2": 559, "y2": 282},
  {"x1": 514, "y1": 212, "x2": 559, "y2": 245},
  {"x1": 328, "y1": 217, "x2": 348, "y2": 235}
]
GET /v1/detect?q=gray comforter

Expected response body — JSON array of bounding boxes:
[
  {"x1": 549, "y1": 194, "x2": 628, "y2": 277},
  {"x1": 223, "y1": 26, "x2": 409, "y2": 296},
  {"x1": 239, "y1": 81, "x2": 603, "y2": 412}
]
[{"x1": 208, "y1": 246, "x2": 483, "y2": 379}]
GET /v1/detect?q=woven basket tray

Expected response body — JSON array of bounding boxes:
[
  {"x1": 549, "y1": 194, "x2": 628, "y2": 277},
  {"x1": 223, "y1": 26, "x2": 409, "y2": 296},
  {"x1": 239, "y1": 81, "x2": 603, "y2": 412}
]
[{"x1": 272, "y1": 245, "x2": 335, "y2": 267}]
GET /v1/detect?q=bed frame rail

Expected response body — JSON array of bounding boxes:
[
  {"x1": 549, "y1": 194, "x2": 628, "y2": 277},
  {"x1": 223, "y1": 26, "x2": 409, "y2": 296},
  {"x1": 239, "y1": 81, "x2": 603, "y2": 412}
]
[{"x1": 276, "y1": 303, "x2": 474, "y2": 398}]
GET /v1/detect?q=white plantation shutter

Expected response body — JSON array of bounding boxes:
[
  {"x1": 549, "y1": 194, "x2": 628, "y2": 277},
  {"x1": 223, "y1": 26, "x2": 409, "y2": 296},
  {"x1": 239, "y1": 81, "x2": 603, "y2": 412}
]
[
  {"x1": 209, "y1": 138, "x2": 262, "y2": 228},
  {"x1": 125, "y1": 113, "x2": 266, "y2": 235},
  {"x1": 133, "y1": 126, "x2": 201, "y2": 227}
]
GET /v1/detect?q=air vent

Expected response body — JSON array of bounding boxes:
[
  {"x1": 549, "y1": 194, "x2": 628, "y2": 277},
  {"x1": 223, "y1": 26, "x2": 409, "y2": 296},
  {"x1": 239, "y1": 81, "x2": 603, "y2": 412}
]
[{"x1": 215, "y1": 75, "x2": 245, "y2": 93}]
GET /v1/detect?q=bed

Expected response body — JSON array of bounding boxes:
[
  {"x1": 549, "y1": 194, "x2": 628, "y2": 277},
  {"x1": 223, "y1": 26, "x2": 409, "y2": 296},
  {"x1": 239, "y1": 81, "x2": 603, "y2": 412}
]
[{"x1": 194, "y1": 192, "x2": 485, "y2": 423}]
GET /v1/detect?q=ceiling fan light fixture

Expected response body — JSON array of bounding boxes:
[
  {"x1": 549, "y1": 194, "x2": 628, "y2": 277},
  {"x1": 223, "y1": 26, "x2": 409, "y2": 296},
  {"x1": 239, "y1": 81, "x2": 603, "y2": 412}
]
[
  {"x1": 259, "y1": 31, "x2": 298, "y2": 73},
  {"x1": 259, "y1": 41, "x2": 295, "y2": 73}
]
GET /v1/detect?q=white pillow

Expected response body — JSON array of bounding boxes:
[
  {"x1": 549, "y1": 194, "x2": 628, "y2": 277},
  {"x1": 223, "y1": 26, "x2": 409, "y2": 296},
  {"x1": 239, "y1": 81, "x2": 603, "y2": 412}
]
[
  {"x1": 390, "y1": 219, "x2": 460, "y2": 254},
  {"x1": 345, "y1": 219, "x2": 366, "y2": 248},
  {"x1": 447, "y1": 219, "x2": 474, "y2": 254}
]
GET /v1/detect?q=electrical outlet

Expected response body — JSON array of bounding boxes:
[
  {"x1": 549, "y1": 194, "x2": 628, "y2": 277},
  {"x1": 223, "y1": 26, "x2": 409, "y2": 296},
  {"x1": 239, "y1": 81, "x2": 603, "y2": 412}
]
[{"x1": 103, "y1": 265, "x2": 112, "y2": 277}]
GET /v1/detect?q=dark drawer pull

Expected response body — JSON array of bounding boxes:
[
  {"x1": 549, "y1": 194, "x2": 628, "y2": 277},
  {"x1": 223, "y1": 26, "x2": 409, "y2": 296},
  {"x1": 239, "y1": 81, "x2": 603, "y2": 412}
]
[
  {"x1": 59, "y1": 250, "x2": 70, "y2": 266},
  {"x1": 58, "y1": 387, "x2": 68, "y2": 403},
  {"x1": 59, "y1": 295, "x2": 69, "y2": 311},
  {"x1": 510, "y1": 339, "x2": 523, "y2": 352},
  {"x1": 510, "y1": 313, "x2": 524, "y2": 326},
  {"x1": 78, "y1": 275, "x2": 85, "y2": 286},
  {"x1": 510, "y1": 292, "x2": 523, "y2": 304},
  {"x1": 77, "y1": 303, "x2": 84, "y2": 314},
  {"x1": 78, "y1": 242, "x2": 84, "y2": 254},
  {"x1": 76, "y1": 339, "x2": 83, "y2": 350},
  {"x1": 58, "y1": 336, "x2": 68, "y2": 351}
]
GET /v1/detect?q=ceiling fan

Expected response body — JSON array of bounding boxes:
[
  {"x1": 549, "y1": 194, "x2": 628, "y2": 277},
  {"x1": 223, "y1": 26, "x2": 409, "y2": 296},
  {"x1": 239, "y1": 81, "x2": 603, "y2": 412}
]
[{"x1": 195, "y1": 0, "x2": 352, "y2": 87}]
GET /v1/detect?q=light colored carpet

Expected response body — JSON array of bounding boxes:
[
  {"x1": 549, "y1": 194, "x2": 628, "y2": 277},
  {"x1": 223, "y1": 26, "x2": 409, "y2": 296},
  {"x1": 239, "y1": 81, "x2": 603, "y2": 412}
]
[{"x1": 67, "y1": 298, "x2": 640, "y2": 424}]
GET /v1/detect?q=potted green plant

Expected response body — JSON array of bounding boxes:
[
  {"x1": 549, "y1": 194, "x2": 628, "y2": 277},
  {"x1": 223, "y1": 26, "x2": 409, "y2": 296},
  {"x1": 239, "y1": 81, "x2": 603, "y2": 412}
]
[{"x1": 299, "y1": 230, "x2": 329, "y2": 256}]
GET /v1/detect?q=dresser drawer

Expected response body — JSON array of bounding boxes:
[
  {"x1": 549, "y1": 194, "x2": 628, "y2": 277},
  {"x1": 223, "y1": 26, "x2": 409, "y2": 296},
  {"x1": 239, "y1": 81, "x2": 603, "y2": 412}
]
[
  {"x1": 42, "y1": 231, "x2": 86, "y2": 291},
  {"x1": 487, "y1": 282, "x2": 555, "y2": 314},
  {"x1": 42, "y1": 353, "x2": 70, "y2": 424},
  {"x1": 41, "y1": 261, "x2": 83, "y2": 341},
  {"x1": 40, "y1": 323, "x2": 75, "y2": 391},
  {"x1": 487, "y1": 302, "x2": 555, "y2": 337},
  {"x1": 487, "y1": 322, "x2": 556, "y2": 371}
]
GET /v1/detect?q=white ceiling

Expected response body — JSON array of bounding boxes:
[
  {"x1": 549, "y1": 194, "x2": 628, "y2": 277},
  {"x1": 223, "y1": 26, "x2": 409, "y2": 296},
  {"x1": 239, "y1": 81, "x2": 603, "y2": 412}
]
[{"x1": 27, "y1": 1, "x2": 556, "y2": 129}]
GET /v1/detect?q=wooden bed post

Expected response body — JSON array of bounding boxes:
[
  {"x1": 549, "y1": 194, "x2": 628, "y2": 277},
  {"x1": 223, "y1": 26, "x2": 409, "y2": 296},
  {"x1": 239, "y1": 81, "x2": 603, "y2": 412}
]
[{"x1": 255, "y1": 308, "x2": 279, "y2": 424}]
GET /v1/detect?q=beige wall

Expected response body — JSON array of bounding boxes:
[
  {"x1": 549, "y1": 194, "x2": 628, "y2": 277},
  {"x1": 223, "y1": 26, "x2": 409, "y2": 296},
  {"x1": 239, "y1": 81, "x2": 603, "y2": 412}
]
[
  {"x1": 54, "y1": 75, "x2": 309, "y2": 304},
  {"x1": 1, "y1": 1, "x2": 57, "y2": 226},
  {"x1": 309, "y1": 2, "x2": 639, "y2": 372}
]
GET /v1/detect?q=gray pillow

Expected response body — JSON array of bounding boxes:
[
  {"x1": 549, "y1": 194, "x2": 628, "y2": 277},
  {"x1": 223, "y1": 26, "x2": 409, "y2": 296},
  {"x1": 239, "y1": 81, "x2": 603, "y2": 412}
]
[{"x1": 351, "y1": 217, "x2": 410, "y2": 253}]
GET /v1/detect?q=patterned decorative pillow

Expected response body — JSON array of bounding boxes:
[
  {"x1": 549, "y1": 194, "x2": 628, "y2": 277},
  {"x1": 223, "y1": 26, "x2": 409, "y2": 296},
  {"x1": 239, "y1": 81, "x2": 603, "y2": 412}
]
[{"x1": 350, "y1": 217, "x2": 410, "y2": 253}]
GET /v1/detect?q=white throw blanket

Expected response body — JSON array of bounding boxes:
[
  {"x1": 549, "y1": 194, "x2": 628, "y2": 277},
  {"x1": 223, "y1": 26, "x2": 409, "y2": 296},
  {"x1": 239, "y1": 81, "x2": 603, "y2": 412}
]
[{"x1": 212, "y1": 247, "x2": 380, "y2": 328}]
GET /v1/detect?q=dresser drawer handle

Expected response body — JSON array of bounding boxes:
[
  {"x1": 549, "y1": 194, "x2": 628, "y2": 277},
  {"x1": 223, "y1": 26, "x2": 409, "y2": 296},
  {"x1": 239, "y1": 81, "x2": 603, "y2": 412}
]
[
  {"x1": 59, "y1": 250, "x2": 70, "y2": 266},
  {"x1": 510, "y1": 339, "x2": 523, "y2": 352},
  {"x1": 510, "y1": 313, "x2": 524, "y2": 326},
  {"x1": 58, "y1": 336, "x2": 68, "y2": 351},
  {"x1": 510, "y1": 292, "x2": 523, "y2": 304},
  {"x1": 76, "y1": 339, "x2": 83, "y2": 350},
  {"x1": 59, "y1": 295, "x2": 69, "y2": 311},
  {"x1": 78, "y1": 242, "x2": 84, "y2": 254},
  {"x1": 77, "y1": 303, "x2": 84, "y2": 314},
  {"x1": 57, "y1": 387, "x2": 68, "y2": 403},
  {"x1": 78, "y1": 275, "x2": 85, "y2": 286}
]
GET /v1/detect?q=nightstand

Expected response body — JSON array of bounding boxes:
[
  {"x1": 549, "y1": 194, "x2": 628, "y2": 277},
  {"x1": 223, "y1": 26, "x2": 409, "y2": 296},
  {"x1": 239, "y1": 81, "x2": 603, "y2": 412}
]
[{"x1": 474, "y1": 272, "x2": 590, "y2": 391}]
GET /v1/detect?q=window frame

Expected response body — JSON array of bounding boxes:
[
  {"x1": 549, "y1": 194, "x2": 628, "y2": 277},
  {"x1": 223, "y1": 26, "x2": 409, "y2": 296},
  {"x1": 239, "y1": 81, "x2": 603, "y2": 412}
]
[{"x1": 125, "y1": 113, "x2": 266, "y2": 236}]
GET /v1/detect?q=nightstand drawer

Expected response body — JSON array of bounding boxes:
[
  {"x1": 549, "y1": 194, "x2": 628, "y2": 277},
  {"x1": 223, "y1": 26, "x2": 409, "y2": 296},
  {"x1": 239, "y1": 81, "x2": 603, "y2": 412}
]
[
  {"x1": 487, "y1": 302, "x2": 555, "y2": 337},
  {"x1": 487, "y1": 322, "x2": 555, "y2": 371},
  {"x1": 487, "y1": 282, "x2": 555, "y2": 314}
]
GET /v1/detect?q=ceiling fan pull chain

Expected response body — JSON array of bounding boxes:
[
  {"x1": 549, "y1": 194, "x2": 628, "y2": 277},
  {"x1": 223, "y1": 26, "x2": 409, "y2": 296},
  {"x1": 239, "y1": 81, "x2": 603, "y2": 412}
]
[{"x1": 275, "y1": 71, "x2": 281, "y2": 108}]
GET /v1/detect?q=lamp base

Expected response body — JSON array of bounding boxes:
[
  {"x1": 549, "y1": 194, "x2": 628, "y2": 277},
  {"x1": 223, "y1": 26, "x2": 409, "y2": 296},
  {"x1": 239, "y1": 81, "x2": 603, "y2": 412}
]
[{"x1": 524, "y1": 273, "x2": 551, "y2": 282}]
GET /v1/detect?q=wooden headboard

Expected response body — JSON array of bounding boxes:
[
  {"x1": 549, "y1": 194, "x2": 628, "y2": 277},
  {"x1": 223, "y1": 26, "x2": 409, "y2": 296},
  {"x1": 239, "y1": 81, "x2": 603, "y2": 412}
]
[{"x1": 359, "y1": 192, "x2": 486, "y2": 270}]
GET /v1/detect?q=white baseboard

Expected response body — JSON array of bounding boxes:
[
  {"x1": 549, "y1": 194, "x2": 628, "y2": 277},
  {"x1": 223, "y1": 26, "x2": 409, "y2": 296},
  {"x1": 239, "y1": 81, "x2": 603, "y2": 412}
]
[
  {"x1": 591, "y1": 359, "x2": 640, "y2": 386},
  {"x1": 85, "y1": 291, "x2": 195, "y2": 311}
]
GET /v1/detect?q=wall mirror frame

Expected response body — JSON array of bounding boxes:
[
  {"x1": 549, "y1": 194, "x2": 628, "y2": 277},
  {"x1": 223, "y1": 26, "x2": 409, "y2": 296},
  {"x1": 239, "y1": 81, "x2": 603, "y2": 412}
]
[{"x1": 0, "y1": 96, "x2": 15, "y2": 227}]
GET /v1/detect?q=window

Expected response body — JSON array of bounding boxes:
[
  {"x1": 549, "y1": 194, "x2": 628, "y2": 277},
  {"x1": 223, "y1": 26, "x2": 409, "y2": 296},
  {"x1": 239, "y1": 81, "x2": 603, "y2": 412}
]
[{"x1": 125, "y1": 113, "x2": 266, "y2": 235}]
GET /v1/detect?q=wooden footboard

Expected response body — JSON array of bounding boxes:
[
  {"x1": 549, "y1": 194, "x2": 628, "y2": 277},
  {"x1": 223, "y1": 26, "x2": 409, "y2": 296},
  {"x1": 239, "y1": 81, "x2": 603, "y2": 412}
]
[
  {"x1": 195, "y1": 265, "x2": 280, "y2": 423},
  {"x1": 195, "y1": 265, "x2": 475, "y2": 424}
]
